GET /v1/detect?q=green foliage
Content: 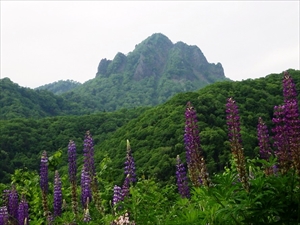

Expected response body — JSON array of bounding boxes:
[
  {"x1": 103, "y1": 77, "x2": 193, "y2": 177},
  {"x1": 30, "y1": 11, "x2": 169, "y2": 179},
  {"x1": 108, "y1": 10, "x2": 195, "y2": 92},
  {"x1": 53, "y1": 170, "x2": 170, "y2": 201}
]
[
  {"x1": 35, "y1": 80, "x2": 82, "y2": 95},
  {"x1": 1, "y1": 68, "x2": 300, "y2": 224}
]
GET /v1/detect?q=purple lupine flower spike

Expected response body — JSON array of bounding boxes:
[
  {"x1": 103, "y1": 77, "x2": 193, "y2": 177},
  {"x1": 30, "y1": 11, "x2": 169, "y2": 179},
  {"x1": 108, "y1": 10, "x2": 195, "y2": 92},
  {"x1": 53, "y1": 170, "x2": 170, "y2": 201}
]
[
  {"x1": 282, "y1": 71, "x2": 300, "y2": 174},
  {"x1": 122, "y1": 140, "x2": 137, "y2": 198},
  {"x1": 176, "y1": 155, "x2": 190, "y2": 198},
  {"x1": 184, "y1": 102, "x2": 210, "y2": 187},
  {"x1": 68, "y1": 140, "x2": 78, "y2": 216},
  {"x1": 125, "y1": 140, "x2": 136, "y2": 184},
  {"x1": 40, "y1": 151, "x2": 49, "y2": 216},
  {"x1": 257, "y1": 117, "x2": 274, "y2": 175},
  {"x1": 82, "y1": 131, "x2": 102, "y2": 213},
  {"x1": 18, "y1": 196, "x2": 29, "y2": 225},
  {"x1": 81, "y1": 166, "x2": 92, "y2": 209},
  {"x1": 83, "y1": 131, "x2": 96, "y2": 177},
  {"x1": 40, "y1": 151, "x2": 49, "y2": 193},
  {"x1": 272, "y1": 105, "x2": 291, "y2": 174},
  {"x1": 0, "y1": 206, "x2": 9, "y2": 225},
  {"x1": 8, "y1": 185, "x2": 18, "y2": 221},
  {"x1": 226, "y1": 97, "x2": 249, "y2": 191},
  {"x1": 54, "y1": 170, "x2": 63, "y2": 217},
  {"x1": 68, "y1": 140, "x2": 77, "y2": 184},
  {"x1": 112, "y1": 185, "x2": 123, "y2": 206},
  {"x1": 257, "y1": 117, "x2": 272, "y2": 160}
]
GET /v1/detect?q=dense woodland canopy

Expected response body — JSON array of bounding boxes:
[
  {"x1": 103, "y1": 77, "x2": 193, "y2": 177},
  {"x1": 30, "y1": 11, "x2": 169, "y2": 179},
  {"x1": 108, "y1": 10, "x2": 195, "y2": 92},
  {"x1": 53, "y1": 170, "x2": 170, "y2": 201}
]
[{"x1": 0, "y1": 69, "x2": 299, "y2": 185}]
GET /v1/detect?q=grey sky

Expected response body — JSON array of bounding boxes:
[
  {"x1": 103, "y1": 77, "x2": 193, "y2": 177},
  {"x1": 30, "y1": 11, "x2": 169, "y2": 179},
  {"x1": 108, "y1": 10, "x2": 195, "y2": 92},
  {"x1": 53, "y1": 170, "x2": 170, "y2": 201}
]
[{"x1": 1, "y1": 1, "x2": 299, "y2": 89}]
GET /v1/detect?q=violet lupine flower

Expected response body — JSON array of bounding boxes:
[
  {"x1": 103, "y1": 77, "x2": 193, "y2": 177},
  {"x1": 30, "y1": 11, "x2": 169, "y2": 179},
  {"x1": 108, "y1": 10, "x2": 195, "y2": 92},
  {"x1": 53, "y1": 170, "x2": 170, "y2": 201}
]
[
  {"x1": 83, "y1": 131, "x2": 102, "y2": 213},
  {"x1": 124, "y1": 140, "x2": 136, "y2": 184},
  {"x1": 0, "y1": 206, "x2": 9, "y2": 225},
  {"x1": 184, "y1": 101, "x2": 210, "y2": 187},
  {"x1": 272, "y1": 105, "x2": 291, "y2": 174},
  {"x1": 40, "y1": 151, "x2": 49, "y2": 216},
  {"x1": 40, "y1": 151, "x2": 49, "y2": 193},
  {"x1": 83, "y1": 131, "x2": 96, "y2": 178},
  {"x1": 176, "y1": 155, "x2": 190, "y2": 198},
  {"x1": 81, "y1": 166, "x2": 92, "y2": 209},
  {"x1": 121, "y1": 175, "x2": 131, "y2": 200},
  {"x1": 18, "y1": 197, "x2": 29, "y2": 225},
  {"x1": 282, "y1": 71, "x2": 300, "y2": 173},
  {"x1": 68, "y1": 140, "x2": 78, "y2": 216},
  {"x1": 54, "y1": 170, "x2": 63, "y2": 217},
  {"x1": 121, "y1": 140, "x2": 137, "y2": 199},
  {"x1": 226, "y1": 97, "x2": 249, "y2": 191},
  {"x1": 8, "y1": 185, "x2": 18, "y2": 221},
  {"x1": 112, "y1": 185, "x2": 123, "y2": 206},
  {"x1": 257, "y1": 117, "x2": 274, "y2": 175},
  {"x1": 68, "y1": 140, "x2": 77, "y2": 184},
  {"x1": 257, "y1": 117, "x2": 272, "y2": 160}
]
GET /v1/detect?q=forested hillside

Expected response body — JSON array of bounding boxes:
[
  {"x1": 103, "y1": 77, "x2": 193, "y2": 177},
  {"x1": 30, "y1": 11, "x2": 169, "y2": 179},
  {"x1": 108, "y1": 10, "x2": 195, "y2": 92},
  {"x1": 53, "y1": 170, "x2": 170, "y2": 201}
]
[
  {"x1": 1, "y1": 69, "x2": 298, "y2": 185},
  {"x1": 35, "y1": 80, "x2": 81, "y2": 95},
  {"x1": 0, "y1": 78, "x2": 86, "y2": 119}
]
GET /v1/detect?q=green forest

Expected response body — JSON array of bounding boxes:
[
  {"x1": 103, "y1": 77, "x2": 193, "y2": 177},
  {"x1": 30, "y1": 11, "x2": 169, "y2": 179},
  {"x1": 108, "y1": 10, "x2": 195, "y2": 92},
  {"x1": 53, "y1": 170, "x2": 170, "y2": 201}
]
[{"x1": 0, "y1": 69, "x2": 300, "y2": 224}]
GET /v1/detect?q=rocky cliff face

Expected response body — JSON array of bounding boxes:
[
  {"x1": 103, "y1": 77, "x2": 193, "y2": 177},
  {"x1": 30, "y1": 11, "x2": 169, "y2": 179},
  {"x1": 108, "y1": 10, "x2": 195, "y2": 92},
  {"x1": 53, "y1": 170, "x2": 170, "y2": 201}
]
[{"x1": 96, "y1": 33, "x2": 226, "y2": 83}]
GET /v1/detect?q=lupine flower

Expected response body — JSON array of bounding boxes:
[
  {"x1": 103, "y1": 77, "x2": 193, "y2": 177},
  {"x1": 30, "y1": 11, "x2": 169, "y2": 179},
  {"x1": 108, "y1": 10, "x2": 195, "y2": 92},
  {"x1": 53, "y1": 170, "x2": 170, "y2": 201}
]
[
  {"x1": 121, "y1": 175, "x2": 130, "y2": 200},
  {"x1": 18, "y1": 197, "x2": 29, "y2": 225},
  {"x1": 226, "y1": 97, "x2": 249, "y2": 191},
  {"x1": 282, "y1": 71, "x2": 300, "y2": 173},
  {"x1": 184, "y1": 101, "x2": 210, "y2": 187},
  {"x1": 81, "y1": 166, "x2": 92, "y2": 209},
  {"x1": 0, "y1": 206, "x2": 9, "y2": 225},
  {"x1": 83, "y1": 131, "x2": 96, "y2": 178},
  {"x1": 112, "y1": 185, "x2": 123, "y2": 207},
  {"x1": 83, "y1": 131, "x2": 102, "y2": 213},
  {"x1": 68, "y1": 140, "x2": 77, "y2": 184},
  {"x1": 272, "y1": 105, "x2": 291, "y2": 174},
  {"x1": 68, "y1": 140, "x2": 78, "y2": 216},
  {"x1": 54, "y1": 170, "x2": 63, "y2": 217},
  {"x1": 176, "y1": 155, "x2": 190, "y2": 198},
  {"x1": 40, "y1": 151, "x2": 49, "y2": 193},
  {"x1": 124, "y1": 140, "x2": 136, "y2": 184},
  {"x1": 8, "y1": 185, "x2": 18, "y2": 221},
  {"x1": 257, "y1": 117, "x2": 274, "y2": 175},
  {"x1": 257, "y1": 117, "x2": 272, "y2": 160},
  {"x1": 40, "y1": 151, "x2": 49, "y2": 215}
]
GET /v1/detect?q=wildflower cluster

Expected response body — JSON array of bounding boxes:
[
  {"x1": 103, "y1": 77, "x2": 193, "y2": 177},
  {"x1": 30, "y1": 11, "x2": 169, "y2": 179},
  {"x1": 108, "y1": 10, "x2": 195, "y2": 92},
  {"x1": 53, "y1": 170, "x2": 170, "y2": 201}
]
[{"x1": 0, "y1": 187, "x2": 29, "y2": 225}]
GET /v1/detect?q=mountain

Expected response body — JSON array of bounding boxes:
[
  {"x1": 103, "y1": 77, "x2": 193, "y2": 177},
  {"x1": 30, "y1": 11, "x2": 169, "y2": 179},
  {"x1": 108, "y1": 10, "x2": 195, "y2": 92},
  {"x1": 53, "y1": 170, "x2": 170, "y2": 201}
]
[
  {"x1": 35, "y1": 80, "x2": 82, "y2": 95},
  {"x1": 1, "y1": 33, "x2": 227, "y2": 119},
  {"x1": 1, "y1": 69, "x2": 298, "y2": 184},
  {"x1": 62, "y1": 33, "x2": 228, "y2": 111}
]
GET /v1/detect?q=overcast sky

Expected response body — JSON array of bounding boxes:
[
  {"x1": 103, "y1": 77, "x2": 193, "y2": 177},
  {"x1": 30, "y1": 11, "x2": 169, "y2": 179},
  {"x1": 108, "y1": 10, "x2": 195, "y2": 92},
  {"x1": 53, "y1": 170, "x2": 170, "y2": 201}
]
[{"x1": 1, "y1": 1, "x2": 299, "y2": 89}]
